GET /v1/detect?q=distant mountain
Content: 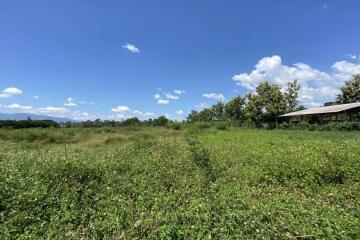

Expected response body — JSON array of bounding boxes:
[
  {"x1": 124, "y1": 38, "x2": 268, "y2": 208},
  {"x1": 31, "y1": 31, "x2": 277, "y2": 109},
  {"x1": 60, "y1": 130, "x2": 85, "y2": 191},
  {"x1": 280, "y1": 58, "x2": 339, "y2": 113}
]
[{"x1": 0, "y1": 113, "x2": 76, "y2": 123}]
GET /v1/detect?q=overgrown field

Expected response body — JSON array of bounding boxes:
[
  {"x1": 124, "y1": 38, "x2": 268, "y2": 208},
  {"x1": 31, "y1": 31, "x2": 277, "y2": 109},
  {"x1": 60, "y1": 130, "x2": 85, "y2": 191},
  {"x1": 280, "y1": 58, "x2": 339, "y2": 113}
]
[{"x1": 1, "y1": 127, "x2": 359, "y2": 239}]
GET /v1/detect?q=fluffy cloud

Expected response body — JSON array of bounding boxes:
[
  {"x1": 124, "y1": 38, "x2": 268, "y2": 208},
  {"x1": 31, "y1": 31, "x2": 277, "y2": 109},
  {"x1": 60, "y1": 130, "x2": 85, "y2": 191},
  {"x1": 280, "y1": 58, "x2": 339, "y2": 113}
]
[
  {"x1": 122, "y1": 43, "x2": 140, "y2": 53},
  {"x1": 348, "y1": 54, "x2": 359, "y2": 60},
  {"x1": 64, "y1": 102, "x2": 77, "y2": 107},
  {"x1": 174, "y1": 89, "x2": 186, "y2": 95},
  {"x1": 195, "y1": 102, "x2": 208, "y2": 110},
  {"x1": 175, "y1": 110, "x2": 183, "y2": 115},
  {"x1": 111, "y1": 105, "x2": 130, "y2": 113},
  {"x1": 78, "y1": 101, "x2": 95, "y2": 105},
  {"x1": 64, "y1": 97, "x2": 78, "y2": 107},
  {"x1": 5, "y1": 103, "x2": 33, "y2": 111},
  {"x1": 203, "y1": 93, "x2": 225, "y2": 101},
  {"x1": 37, "y1": 106, "x2": 67, "y2": 114},
  {"x1": 165, "y1": 93, "x2": 179, "y2": 100},
  {"x1": 232, "y1": 55, "x2": 360, "y2": 106},
  {"x1": 154, "y1": 89, "x2": 185, "y2": 105},
  {"x1": 0, "y1": 87, "x2": 23, "y2": 98},
  {"x1": 157, "y1": 99, "x2": 170, "y2": 105},
  {"x1": 111, "y1": 108, "x2": 155, "y2": 120}
]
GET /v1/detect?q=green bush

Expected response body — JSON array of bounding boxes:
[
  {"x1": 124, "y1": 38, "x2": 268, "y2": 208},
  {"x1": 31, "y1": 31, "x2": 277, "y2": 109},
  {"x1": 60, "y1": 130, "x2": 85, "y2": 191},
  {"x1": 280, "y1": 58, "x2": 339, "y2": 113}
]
[
  {"x1": 296, "y1": 121, "x2": 310, "y2": 130},
  {"x1": 168, "y1": 123, "x2": 182, "y2": 130},
  {"x1": 195, "y1": 122, "x2": 211, "y2": 130},
  {"x1": 215, "y1": 122, "x2": 227, "y2": 130}
]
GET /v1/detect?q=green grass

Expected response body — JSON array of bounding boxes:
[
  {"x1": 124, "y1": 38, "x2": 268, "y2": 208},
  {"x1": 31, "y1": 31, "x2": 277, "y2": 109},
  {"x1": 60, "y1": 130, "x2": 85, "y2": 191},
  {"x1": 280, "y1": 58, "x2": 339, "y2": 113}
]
[{"x1": 0, "y1": 127, "x2": 359, "y2": 239}]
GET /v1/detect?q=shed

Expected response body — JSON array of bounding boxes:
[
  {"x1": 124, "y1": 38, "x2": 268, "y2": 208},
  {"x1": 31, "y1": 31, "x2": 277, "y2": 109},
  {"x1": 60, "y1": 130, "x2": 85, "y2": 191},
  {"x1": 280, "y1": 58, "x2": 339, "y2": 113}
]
[{"x1": 280, "y1": 102, "x2": 360, "y2": 123}]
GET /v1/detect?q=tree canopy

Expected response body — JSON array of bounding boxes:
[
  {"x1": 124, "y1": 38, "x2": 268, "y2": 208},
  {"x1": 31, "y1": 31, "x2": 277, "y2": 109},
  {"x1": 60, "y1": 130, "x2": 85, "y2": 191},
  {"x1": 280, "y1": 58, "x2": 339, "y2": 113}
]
[{"x1": 336, "y1": 74, "x2": 360, "y2": 104}]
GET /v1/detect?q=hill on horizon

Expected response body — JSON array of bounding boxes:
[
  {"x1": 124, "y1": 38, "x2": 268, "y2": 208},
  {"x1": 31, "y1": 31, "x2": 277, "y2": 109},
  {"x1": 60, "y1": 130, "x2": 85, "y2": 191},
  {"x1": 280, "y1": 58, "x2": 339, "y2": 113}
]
[{"x1": 0, "y1": 113, "x2": 76, "y2": 123}]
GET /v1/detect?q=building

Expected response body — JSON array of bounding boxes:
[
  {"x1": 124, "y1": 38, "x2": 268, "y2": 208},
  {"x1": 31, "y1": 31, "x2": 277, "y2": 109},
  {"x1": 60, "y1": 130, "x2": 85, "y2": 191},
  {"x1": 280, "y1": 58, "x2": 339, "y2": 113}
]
[{"x1": 280, "y1": 102, "x2": 360, "y2": 123}]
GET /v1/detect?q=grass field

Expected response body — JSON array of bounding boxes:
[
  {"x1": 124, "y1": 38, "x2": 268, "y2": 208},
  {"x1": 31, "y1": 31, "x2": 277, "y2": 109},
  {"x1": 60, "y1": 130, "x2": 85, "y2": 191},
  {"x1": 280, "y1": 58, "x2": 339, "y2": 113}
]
[{"x1": 1, "y1": 126, "x2": 359, "y2": 239}]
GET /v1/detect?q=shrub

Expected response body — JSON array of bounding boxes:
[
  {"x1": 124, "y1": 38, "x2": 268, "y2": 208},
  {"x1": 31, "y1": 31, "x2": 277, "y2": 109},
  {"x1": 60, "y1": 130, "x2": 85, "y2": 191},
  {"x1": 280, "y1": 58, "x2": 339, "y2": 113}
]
[
  {"x1": 296, "y1": 121, "x2": 310, "y2": 130},
  {"x1": 168, "y1": 123, "x2": 182, "y2": 130},
  {"x1": 195, "y1": 122, "x2": 211, "y2": 130},
  {"x1": 215, "y1": 122, "x2": 227, "y2": 130}
]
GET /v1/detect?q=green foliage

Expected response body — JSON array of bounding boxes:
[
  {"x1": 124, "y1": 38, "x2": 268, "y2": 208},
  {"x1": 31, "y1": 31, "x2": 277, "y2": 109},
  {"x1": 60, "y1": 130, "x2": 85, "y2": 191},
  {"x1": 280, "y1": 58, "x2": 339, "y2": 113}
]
[
  {"x1": 187, "y1": 80, "x2": 301, "y2": 126},
  {"x1": 152, "y1": 116, "x2": 169, "y2": 126},
  {"x1": 0, "y1": 119, "x2": 59, "y2": 129},
  {"x1": 284, "y1": 79, "x2": 301, "y2": 112},
  {"x1": 279, "y1": 121, "x2": 360, "y2": 131},
  {"x1": 195, "y1": 122, "x2": 212, "y2": 130},
  {"x1": 211, "y1": 102, "x2": 225, "y2": 121},
  {"x1": 215, "y1": 122, "x2": 227, "y2": 130},
  {"x1": 167, "y1": 122, "x2": 182, "y2": 130},
  {"x1": 1, "y1": 127, "x2": 360, "y2": 239},
  {"x1": 336, "y1": 74, "x2": 360, "y2": 103},
  {"x1": 224, "y1": 96, "x2": 246, "y2": 121}
]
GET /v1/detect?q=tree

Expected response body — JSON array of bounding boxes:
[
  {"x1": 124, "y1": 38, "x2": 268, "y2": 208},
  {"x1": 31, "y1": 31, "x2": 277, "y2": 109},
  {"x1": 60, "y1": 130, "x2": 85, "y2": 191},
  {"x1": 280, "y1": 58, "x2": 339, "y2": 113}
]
[
  {"x1": 198, "y1": 108, "x2": 214, "y2": 121},
  {"x1": 256, "y1": 81, "x2": 287, "y2": 120},
  {"x1": 244, "y1": 93, "x2": 264, "y2": 125},
  {"x1": 284, "y1": 79, "x2": 300, "y2": 112},
  {"x1": 336, "y1": 74, "x2": 360, "y2": 103},
  {"x1": 122, "y1": 117, "x2": 140, "y2": 126},
  {"x1": 152, "y1": 116, "x2": 169, "y2": 126},
  {"x1": 211, "y1": 102, "x2": 225, "y2": 121},
  {"x1": 225, "y1": 96, "x2": 246, "y2": 121},
  {"x1": 187, "y1": 110, "x2": 200, "y2": 123}
]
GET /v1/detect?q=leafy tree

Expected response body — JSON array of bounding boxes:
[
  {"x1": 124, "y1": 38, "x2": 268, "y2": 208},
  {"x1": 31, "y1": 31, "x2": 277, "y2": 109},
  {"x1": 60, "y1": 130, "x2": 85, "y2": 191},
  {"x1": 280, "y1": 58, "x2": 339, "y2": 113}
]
[
  {"x1": 198, "y1": 108, "x2": 214, "y2": 122},
  {"x1": 152, "y1": 116, "x2": 169, "y2": 126},
  {"x1": 225, "y1": 96, "x2": 246, "y2": 121},
  {"x1": 256, "y1": 81, "x2": 287, "y2": 120},
  {"x1": 244, "y1": 93, "x2": 264, "y2": 125},
  {"x1": 187, "y1": 110, "x2": 200, "y2": 123},
  {"x1": 211, "y1": 102, "x2": 225, "y2": 121},
  {"x1": 336, "y1": 74, "x2": 360, "y2": 103},
  {"x1": 122, "y1": 117, "x2": 141, "y2": 126},
  {"x1": 284, "y1": 79, "x2": 300, "y2": 112}
]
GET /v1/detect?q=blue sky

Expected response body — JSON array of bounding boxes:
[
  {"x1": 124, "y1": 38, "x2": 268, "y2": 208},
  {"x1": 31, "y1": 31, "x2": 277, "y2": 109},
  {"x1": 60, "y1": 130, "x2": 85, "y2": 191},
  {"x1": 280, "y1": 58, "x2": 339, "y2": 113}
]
[{"x1": 0, "y1": 0, "x2": 360, "y2": 120}]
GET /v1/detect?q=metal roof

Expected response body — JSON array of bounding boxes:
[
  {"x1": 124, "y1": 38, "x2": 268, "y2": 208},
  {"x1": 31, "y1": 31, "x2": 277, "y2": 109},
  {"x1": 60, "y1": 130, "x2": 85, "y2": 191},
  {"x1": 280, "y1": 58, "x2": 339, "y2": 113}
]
[{"x1": 280, "y1": 102, "x2": 360, "y2": 117}]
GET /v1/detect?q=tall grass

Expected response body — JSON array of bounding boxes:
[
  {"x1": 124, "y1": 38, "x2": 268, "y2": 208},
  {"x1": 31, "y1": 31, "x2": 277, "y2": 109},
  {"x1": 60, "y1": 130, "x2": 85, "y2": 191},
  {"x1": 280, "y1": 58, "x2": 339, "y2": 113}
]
[{"x1": 0, "y1": 127, "x2": 359, "y2": 239}]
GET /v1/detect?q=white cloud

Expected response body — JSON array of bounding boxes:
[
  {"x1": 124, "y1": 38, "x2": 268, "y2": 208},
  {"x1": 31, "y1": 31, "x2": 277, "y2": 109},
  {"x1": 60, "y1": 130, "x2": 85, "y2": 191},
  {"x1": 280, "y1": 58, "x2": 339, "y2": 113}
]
[
  {"x1": 70, "y1": 111, "x2": 91, "y2": 120},
  {"x1": 78, "y1": 101, "x2": 95, "y2": 105},
  {"x1": 195, "y1": 102, "x2": 208, "y2": 110},
  {"x1": 112, "y1": 109, "x2": 155, "y2": 120},
  {"x1": 157, "y1": 99, "x2": 170, "y2": 105},
  {"x1": 3, "y1": 87, "x2": 22, "y2": 95},
  {"x1": 111, "y1": 105, "x2": 130, "y2": 113},
  {"x1": 174, "y1": 89, "x2": 186, "y2": 95},
  {"x1": 154, "y1": 94, "x2": 161, "y2": 99},
  {"x1": 64, "y1": 97, "x2": 78, "y2": 107},
  {"x1": 232, "y1": 55, "x2": 360, "y2": 106},
  {"x1": 0, "y1": 93, "x2": 11, "y2": 98},
  {"x1": 122, "y1": 43, "x2": 140, "y2": 53},
  {"x1": 203, "y1": 93, "x2": 225, "y2": 101},
  {"x1": 64, "y1": 97, "x2": 77, "y2": 107},
  {"x1": 348, "y1": 54, "x2": 358, "y2": 60},
  {"x1": 31, "y1": 95, "x2": 39, "y2": 99},
  {"x1": 5, "y1": 103, "x2": 33, "y2": 111},
  {"x1": 64, "y1": 102, "x2": 77, "y2": 107},
  {"x1": 0, "y1": 87, "x2": 23, "y2": 98},
  {"x1": 165, "y1": 93, "x2": 179, "y2": 100},
  {"x1": 175, "y1": 110, "x2": 183, "y2": 115},
  {"x1": 144, "y1": 112, "x2": 155, "y2": 117},
  {"x1": 37, "y1": 106, "x2": 67, "y2": 114}
]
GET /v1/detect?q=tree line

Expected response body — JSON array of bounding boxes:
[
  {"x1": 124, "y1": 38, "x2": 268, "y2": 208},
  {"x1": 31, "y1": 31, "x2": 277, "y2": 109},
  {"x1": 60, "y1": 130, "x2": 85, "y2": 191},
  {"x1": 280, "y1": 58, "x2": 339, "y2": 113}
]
[
  {"x1": 187, "y1": 74, "x2": 360, "y2": 126},
  {"x1": 1, "y1": 75, "x2": 359, "y2": 129},
  {"x1": 0, "y1": 119, "x2": 59, "y2": 129},
  {"x1": 187, "y1": 79, "x2": 302, "y2": 127}
]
